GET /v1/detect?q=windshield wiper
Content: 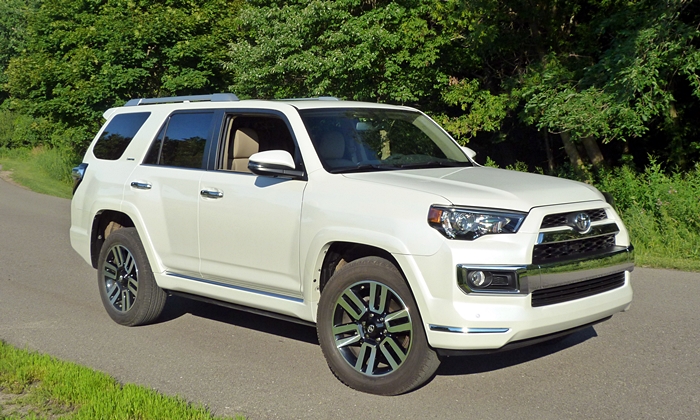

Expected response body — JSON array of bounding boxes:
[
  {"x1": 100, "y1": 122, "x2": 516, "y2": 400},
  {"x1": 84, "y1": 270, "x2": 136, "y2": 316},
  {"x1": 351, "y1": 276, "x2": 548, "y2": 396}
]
[
  {"x1": 398, "y1": 160, "x2": 471, "y2": 169},
  {"x1": 329, "y1": 163, "x2": 398, "y2": 174}
]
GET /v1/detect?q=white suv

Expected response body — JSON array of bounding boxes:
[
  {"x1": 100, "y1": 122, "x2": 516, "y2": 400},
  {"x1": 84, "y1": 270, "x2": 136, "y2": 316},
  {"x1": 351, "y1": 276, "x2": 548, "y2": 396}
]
[{"x1": 70, "y1": 94, "x2": 634, "y2": 395}]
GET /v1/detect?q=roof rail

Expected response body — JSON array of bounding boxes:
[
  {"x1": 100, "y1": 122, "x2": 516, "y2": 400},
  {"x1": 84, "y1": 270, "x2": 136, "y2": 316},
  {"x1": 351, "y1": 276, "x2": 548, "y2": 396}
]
[
  {"x1": 277, "y1": 96, "x2": 340, "y2": 101},
  {"x1": 124, "y1": 93, "x2": 240, "y2": 106}
]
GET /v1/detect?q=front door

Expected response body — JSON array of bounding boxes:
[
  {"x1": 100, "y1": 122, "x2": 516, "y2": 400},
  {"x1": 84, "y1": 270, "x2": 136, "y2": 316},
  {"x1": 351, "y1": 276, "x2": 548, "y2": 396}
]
[{"x1": 198, "y1": 112, "x2": 307, "y2": 298}]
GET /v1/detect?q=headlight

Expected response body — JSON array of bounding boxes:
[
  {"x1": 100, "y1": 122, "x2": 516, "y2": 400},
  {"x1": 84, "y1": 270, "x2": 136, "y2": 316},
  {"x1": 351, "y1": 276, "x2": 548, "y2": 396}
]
[{"x1": 428, "y1": 206, "x2": 526, "y2": 240}]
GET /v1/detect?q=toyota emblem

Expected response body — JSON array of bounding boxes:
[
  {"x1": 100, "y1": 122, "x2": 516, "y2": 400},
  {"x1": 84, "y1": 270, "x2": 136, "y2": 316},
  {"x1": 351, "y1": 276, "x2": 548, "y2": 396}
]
[{"x1": 567, "y1": 212, "x2": 592, "y2": 234}]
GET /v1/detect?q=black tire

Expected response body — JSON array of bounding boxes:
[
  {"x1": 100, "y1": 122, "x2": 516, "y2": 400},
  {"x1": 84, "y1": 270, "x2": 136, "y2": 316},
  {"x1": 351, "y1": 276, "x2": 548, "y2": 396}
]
[
  {"x1": 97, "y1": 227, "x2": 167, "y2": 326},
  {"x1": 317, "y1": 256, "x2": 440, "y2": 395}
]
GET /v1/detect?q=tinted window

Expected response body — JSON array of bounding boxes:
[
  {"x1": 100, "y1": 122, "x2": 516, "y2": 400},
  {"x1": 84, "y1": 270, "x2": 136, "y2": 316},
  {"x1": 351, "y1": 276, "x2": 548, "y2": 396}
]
[
  {"x1": 144, "y1": 112, "x2": 213, "y2": 169},
  {"x1": 299, "y1": 108, "x2": 470, "y2": 173},
  {"x1": 93, "y1": 112, "x2": 150, "y2": 160}
]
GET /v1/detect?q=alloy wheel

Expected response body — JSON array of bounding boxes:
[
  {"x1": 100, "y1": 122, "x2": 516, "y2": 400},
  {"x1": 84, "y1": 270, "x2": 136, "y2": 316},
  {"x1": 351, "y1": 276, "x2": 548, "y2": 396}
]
[
  {"x1": 102, "y1": 244, "x2": 139, "y2": 312},
  {"x1": 331, "y1": 280, "x2": 413, "y2": 376}
]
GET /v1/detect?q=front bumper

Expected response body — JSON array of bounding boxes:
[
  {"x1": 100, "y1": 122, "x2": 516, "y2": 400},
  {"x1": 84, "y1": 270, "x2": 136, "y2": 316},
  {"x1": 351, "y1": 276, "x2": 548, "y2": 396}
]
[{"x1": 414, "y1": 246, "x2": 634, "y2": 352}]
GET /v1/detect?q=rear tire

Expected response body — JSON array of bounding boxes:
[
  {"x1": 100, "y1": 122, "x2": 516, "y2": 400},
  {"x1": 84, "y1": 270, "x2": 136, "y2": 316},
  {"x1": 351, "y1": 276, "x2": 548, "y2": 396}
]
[
  {"x1": 97, "y1": 227, "x2": 166, "y2": 326},
  {"x1": 317, "y1": 256, "x2": 440, "y2": 395}
]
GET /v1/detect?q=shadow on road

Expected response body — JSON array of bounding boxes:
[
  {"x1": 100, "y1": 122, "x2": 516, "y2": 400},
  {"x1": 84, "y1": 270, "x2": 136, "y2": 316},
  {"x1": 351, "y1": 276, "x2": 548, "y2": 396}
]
[
  {"x1": 157, "y1": 294, "x2": 599, "y2": 377},
  {"x1": 435, "y1": 326, "x2": 598, "y2": 375},
  {"x1": 158, "y1": 295, "x2": 319, "y2": 345}
]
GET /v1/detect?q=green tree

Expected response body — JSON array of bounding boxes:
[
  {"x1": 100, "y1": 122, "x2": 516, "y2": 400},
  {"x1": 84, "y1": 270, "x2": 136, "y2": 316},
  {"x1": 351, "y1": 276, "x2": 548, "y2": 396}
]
[
  {"x1": 227, "y1": 0, "x2": 450, "y2": 104},
  {"x1": 519, "y1": 0, "x2": 700, "y2": 170},
  {"x1": 5, "y1": 0, "x2": 243, "y2": 149},
  {"x1": 0, "y1": 0, "x2": 39, "y2": 100}
]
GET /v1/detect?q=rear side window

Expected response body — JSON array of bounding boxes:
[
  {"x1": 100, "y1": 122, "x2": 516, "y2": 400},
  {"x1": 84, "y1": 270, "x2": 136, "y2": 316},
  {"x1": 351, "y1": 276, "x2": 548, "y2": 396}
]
[
  {"x1": 92, "y1": 112, "x2": 150, "y2": 160},
  {"x1": 144, "y1": 112, "x2": 214, "y2": 169}
]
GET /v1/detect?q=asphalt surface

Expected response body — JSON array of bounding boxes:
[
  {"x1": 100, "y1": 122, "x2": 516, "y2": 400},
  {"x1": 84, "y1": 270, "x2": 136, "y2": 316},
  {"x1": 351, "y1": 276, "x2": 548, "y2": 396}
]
[{"x1": 1, "y1": 176, "x2": 699, "y2": 420}]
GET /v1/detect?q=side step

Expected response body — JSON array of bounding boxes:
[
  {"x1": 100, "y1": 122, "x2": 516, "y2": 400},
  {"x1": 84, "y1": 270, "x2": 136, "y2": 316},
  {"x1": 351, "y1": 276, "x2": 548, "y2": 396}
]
[{"x1": 167, "y1": 291, "x2": 316, "y2": 328}]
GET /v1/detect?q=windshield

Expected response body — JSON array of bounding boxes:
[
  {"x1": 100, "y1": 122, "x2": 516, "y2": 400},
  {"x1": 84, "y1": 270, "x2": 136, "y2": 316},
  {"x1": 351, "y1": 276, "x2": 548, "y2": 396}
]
[{"x1": 299, "y1": 108, "x2": 472, "y2": 173}]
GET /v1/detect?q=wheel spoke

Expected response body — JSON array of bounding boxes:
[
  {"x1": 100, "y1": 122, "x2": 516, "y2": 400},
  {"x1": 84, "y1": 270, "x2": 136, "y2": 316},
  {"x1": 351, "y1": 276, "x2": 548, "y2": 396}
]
[
  {"x1": 111, "y1": 246, "x2": 124, "y2": 267},
  {"x1": 103, "y1": 262, "x2": 117, "y2": 279},
  {"x1": 122, "y1": 289, "x2": 132, "y2": 312},
  {"x1": 127, "y1": 276, "x2": 138, "y2": 295},
  {"x1": 123, "y1": 252, "x2": 136, "y2": 276},
  {"x1": 106, "y1": 281, "x2": 120, "y2": 305},
  {"x1": 354, "y1": 342, "x2": 378, "y2": 374},
  {"x1": 337, "y1": 288, "x2": 367, "y2": 321},
  {"x1": 385, "y1": 308, "x2": 412, "y2": 333},
  {"x1": 333, "y1": 323, "x2": 362, "y2": 348},
  {"x1": 380, "y1": 336, "x2": 408, "y2": 370},
  {"x1": 369, "y1": 282, "x2": 389, "y2": 314}
]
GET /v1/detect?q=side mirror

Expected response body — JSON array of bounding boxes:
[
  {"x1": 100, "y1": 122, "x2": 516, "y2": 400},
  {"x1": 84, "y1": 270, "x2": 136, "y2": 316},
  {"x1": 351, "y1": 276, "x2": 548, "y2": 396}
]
[
  {"x1": 461, "y1": 146, "x2": 477, "y2": 160},
  {"x1": 248, "y1": 150, "x2": 304, "y2": 179}
]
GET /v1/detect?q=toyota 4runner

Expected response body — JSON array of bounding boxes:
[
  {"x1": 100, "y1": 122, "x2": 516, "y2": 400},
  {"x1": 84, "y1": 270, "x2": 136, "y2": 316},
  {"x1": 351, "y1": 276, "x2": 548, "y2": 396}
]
[{"x1": 70, "y1": 93, "x2": 634, "y2": 395}]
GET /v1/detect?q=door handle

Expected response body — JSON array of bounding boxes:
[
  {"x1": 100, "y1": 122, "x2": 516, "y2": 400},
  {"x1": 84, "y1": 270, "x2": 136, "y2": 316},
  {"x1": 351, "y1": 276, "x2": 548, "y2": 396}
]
[
  {"x1": 130, "y1": 181, "x2": 152, "y2": 190},
  {"x1": 200, "y1": 189, "x2": 223, "y2": 199}
]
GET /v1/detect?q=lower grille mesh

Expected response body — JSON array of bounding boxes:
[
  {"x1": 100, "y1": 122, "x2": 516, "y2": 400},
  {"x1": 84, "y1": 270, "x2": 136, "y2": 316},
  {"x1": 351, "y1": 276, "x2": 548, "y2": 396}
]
[{"x1": 531, "y1": 272, "x2": 626, "y2": 307}]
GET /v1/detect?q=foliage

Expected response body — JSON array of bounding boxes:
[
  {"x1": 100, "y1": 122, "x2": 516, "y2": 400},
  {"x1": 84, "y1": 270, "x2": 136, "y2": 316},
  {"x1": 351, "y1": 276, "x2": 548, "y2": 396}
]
[
  {"x1": 594, "y1": 159, "x2": 700, "y2": 269},
  {"x1": 519, "y1": 0, "x2": 700, "y2": 147},
  {"x1": 0, "y1": 146, "x2": 76, "y2": 197},
  {"x1": 228, "y1": 0, "x2": 449, "y2": 104},
  {"x1": 225, "y1": 0, "x2": 700, "y2": 169},
  {"x1": 2, "y1": 0, "x2": 699, "y2": 169},
  {"x1": 4, "y1": 0, "x2": 243, "y2": 150},
  {"x1": 0, "y1": 0, "x2": 38, "y2": 96},
  {"x1": 434, "y1": 77, "x2": 515, "y2": 142}
]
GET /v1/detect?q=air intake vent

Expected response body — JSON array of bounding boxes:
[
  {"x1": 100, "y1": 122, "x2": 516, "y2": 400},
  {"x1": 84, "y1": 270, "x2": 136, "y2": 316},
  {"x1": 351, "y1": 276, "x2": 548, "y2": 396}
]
[{"x1": 531, "y1": 272, "x2": 626, "y2": 307}]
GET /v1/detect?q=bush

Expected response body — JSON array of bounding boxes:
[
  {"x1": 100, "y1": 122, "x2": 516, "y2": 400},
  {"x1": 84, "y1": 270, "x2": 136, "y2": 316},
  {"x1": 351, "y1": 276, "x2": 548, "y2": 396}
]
[
  {"x1": 0, "y1": 110, "x2": 53, "y2": 149},
  {"x1": 594, "y1": 160, "x2": 700, "y2": 269}
]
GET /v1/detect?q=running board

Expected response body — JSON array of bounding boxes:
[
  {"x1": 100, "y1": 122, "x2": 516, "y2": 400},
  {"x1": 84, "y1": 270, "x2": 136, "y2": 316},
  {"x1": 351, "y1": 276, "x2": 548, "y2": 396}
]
[{"x1": 167, "y1": 291, "x2": 317, "y2": 328}]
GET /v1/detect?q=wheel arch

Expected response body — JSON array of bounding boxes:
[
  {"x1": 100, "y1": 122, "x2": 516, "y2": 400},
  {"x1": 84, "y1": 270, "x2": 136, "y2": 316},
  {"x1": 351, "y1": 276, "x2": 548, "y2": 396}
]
[
  {"x1": 308, "y1": 237, "x2": 436, "y2": 329},
  {"x1": 89, "y1": 210, "x2": 135, "y2": 268},
  {"x1": 318, "y1": 242, "x2": 402, "y2": 293}
]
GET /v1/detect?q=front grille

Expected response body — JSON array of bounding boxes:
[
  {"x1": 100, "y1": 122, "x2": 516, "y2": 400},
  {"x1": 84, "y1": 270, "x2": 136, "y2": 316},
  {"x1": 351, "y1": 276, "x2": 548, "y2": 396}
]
[
  {"x1": 532, "y1": 234, "x2": 616, "y2": 264},
  {"x1": 531, "y1": 272, "x2": 626, "y2": 307},
  {"x1": 540, "y1": 208, "x2": 607, "y2": 229}
]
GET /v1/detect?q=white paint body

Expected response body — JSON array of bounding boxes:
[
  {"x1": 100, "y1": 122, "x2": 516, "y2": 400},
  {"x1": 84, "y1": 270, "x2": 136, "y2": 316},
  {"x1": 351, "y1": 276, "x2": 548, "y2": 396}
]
[{"x1": 71, "y1": 99, "x2": 633, "y2": 352}]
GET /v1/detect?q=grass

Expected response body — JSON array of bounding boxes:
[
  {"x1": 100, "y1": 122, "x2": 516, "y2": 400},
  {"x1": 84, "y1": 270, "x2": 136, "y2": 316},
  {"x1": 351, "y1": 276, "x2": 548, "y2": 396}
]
[
  {"x1": 0, "y1": 341, "x2": 244, "y2": 420},
  {"x1": 0, "y1": 147, "x2": 74, "y2": 199}
]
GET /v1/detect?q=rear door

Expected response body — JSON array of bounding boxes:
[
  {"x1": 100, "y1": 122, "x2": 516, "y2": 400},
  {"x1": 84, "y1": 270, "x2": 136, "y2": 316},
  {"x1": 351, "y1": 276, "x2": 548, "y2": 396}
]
[{"x1": 125, "y1": 111, "x2": 217, "y2": 277}]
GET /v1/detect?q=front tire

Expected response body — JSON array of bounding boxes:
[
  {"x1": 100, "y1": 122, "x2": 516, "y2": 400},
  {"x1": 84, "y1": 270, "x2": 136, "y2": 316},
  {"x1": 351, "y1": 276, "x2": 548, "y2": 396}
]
[
  {"x1": 97, "y1": 227, "x2": 166, "y2": 326},
  {"x1": 317, "y1": 257, "x2": 440, "y2": 395}
]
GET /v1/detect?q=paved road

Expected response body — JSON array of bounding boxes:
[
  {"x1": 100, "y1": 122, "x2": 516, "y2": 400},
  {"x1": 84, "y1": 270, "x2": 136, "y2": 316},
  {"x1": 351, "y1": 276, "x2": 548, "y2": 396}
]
[{"x1": 1, "y1": 177, "x2": 699, "y2": 419}]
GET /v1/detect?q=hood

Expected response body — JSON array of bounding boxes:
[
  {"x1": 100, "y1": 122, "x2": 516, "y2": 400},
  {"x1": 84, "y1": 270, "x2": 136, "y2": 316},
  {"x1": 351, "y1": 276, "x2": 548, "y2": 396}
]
[{"x1": 343, "y1": 166, "x2": 604, "y2": 212}]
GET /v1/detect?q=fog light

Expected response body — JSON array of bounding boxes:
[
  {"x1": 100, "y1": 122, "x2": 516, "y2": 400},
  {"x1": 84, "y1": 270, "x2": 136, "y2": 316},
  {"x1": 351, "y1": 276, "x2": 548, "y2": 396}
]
[
  {"x1": 468, "y1": 271, "x2": 492, "y2": 288},
  {"x1": 457, "y1": 266, "x2": 523, "y2": 294}
]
